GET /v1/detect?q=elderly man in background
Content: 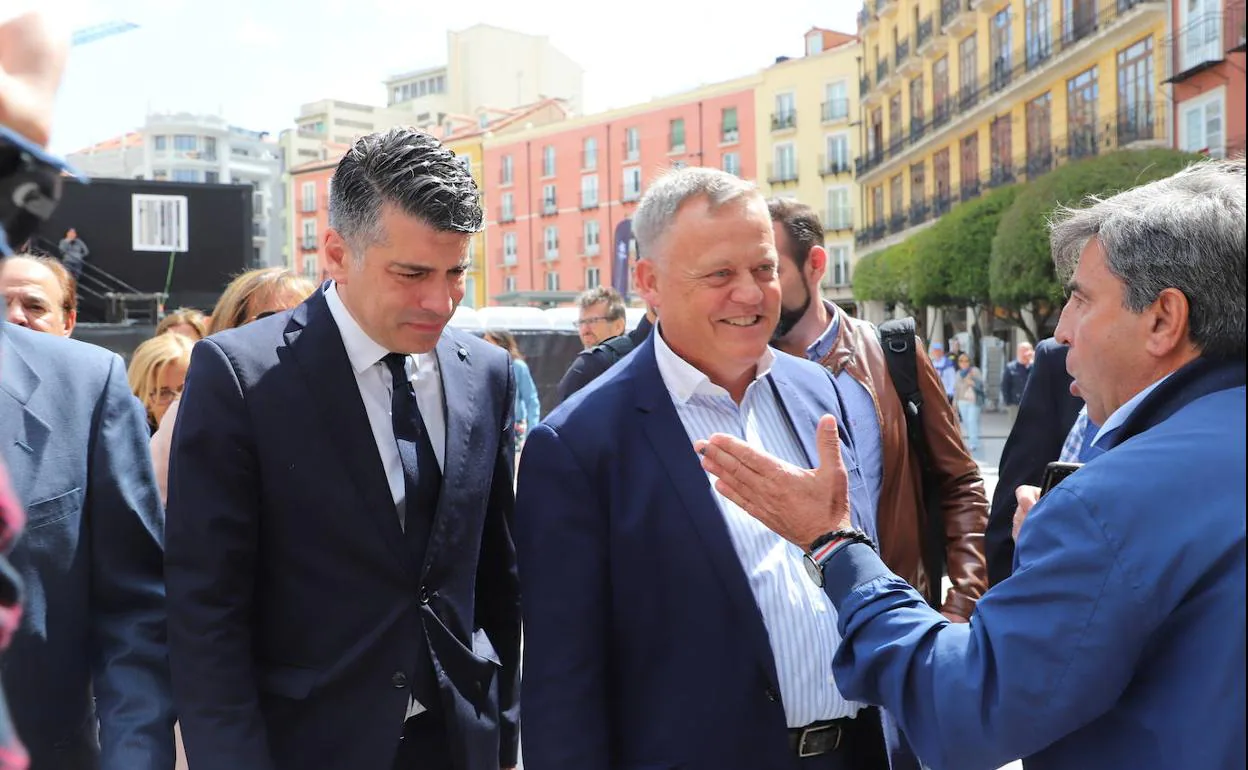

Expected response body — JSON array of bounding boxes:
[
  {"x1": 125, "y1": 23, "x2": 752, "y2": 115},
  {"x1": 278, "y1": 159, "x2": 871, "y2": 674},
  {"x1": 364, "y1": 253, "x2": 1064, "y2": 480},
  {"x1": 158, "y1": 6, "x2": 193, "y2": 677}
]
[
  {"x1": 700, "y1": 158, "x2": 1246, "y2": 770},
  {"x1": 1, "y1": 253, "x2": 76, "y2": 336}
]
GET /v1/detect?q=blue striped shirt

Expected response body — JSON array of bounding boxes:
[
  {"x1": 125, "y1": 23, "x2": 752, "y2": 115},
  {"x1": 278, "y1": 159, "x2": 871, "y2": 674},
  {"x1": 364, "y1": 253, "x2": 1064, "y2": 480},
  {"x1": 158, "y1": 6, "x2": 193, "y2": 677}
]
[{"x1": 653, "y1": 330, "x2": 865, "y2": 726}]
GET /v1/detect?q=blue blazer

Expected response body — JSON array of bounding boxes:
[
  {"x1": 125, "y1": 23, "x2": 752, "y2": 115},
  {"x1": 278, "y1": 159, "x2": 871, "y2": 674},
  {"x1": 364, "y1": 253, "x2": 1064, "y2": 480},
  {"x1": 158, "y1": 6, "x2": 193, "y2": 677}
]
[
  {"x1": 514, "y1": 334, "x2": 881, "y2": 770},
  {"x1": 164, "y1": 290, "x2": 521, "y2": 770},
  {"x1": 0, "y1": 323, "x2": 174, "y2": 770}
]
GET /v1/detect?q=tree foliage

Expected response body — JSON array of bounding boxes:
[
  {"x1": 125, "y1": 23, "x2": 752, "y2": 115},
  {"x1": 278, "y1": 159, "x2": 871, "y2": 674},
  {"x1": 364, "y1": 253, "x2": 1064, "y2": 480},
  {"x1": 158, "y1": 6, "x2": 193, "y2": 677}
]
[
  {"x1": 910, "y1": 185, "x2": 1019, "y2": 311},
  {"x1": 989, "y1": 148, "x2": 1203, "y2": 340},
  {"x1": 852, "y1": 239, "x2": 917, "y2": 306}
]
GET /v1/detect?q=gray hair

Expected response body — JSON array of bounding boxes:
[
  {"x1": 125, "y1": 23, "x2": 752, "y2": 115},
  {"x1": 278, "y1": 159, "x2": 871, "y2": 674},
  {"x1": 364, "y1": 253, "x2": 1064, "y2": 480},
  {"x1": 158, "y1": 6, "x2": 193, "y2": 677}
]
[
  {"x1": 632, "y1": 167, "x2": 761, "y2": 259},
  {"x1": 576, "y1": 285, "x2": 626, "y2": 321},
  {"x1": 1049, "y1": 157, "x2": 1246, "y2": 361}
]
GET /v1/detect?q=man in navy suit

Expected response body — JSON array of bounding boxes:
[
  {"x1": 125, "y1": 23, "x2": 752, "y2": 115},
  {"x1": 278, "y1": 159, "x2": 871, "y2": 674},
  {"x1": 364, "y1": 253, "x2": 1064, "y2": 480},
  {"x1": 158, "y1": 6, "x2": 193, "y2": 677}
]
[
  {"x1": 984, "y1": 337, "x2": 1082, "y2": 585},
  {"x1": 515, "y1": 168, "x2": 889, "y2": 769},
  {"x1": 0, "y1": 319, "x2": 175, "y2": 770},
  {"x1": 165, "y1": 128, "x2": 520, "y2": 770}
]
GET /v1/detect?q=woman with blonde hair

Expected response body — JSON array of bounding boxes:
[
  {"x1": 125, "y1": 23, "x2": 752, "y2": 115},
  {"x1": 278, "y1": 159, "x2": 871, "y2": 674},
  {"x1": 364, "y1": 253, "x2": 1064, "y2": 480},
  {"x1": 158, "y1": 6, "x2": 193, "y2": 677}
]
[
  {"x1": 127, "y1": 332, "x2": 195, "y2": 434},
  {"x1": 150, "y1": 268, "x2": 317, "y2": 503},
  {"x1": 155, "y1": 307, "x2": 208, "y2": 341},
  {"x1": 483, "y1": 328, "x2": 541, "y2": 451}
]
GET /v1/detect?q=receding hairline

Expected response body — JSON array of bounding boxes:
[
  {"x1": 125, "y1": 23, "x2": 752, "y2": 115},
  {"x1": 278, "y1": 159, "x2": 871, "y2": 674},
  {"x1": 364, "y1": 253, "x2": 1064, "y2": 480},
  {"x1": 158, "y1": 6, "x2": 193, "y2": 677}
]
[{"x1": 641, "y1": 191, "x2": 767, "y2": 263}]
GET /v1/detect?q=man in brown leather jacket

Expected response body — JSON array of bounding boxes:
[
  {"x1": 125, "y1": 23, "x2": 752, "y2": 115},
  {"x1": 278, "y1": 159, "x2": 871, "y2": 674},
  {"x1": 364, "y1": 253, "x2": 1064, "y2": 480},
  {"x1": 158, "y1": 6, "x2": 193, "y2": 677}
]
[{"x1": 767, "y1": 198, "x2": 988, "y2": 621}]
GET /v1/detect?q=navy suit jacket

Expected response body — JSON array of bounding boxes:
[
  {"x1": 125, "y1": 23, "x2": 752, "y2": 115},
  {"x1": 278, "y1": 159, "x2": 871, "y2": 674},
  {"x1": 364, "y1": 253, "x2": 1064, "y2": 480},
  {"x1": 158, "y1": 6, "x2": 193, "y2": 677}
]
[
  {"x1": 164, "y1": 290, "x2": 521, "y2": 770},
  {"x1": 985, "y1": 338, "x2": 1082, "y2": 586},
  {"x1": 0, "y1": 323, "x2": 174, "y2": 770},
  {"x1": 515, "y1": 334, "x2": 882, "y2": 770}
]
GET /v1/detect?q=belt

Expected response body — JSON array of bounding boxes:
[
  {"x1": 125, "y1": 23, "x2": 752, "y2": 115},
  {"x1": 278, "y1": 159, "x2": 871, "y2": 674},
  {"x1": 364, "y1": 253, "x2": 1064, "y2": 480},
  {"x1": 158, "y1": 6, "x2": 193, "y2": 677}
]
[{"x1": 788, "y1": 717, "x2": 852, "y2": 758}]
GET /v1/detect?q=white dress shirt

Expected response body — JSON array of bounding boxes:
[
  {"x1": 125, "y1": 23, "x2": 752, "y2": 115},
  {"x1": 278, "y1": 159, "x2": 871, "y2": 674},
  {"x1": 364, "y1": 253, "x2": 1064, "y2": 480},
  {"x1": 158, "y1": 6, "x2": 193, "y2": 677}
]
[
  {"x1": 324, "y1": 283, "x2": 446, "y2": 527},
  {"x1": 324, "y1": 283, "x2": 446, "y2": 720},
  {"x1": 653, "y1": 328, "x2": 864, "y2": 727}
]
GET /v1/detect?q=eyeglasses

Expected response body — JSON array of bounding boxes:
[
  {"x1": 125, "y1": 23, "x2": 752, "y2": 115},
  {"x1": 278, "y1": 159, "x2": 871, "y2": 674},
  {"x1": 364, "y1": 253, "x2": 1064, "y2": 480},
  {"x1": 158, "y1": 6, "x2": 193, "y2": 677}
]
[
  {"x1": 575, "y1": 316, "x2": 611, "y2": 327},
  {"x1": 150, "y1": 385, "x2": 183, "y2": 405}
]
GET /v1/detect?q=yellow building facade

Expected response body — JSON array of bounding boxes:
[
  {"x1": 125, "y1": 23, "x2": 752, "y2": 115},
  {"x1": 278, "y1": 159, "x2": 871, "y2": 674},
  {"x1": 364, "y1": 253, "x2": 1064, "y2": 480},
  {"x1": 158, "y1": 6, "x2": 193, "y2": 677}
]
[
  {"x1": 755, "y1": 28, "x2": 863, "y2": 305},
  {"x1": 444, "y1": 134, "x2": 489, "y2": 308},
  {"x1": 853, "y1": 0, "x2": 1169, "y2": 256}
]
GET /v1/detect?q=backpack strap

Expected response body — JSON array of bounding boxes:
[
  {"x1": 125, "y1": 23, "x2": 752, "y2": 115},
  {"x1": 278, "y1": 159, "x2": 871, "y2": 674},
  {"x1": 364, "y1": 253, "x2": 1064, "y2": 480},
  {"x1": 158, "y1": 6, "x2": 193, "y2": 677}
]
[
  {"x1": 877, "y1": 318, "x2": 945, "y2": 609},
  {"x1": 594, "y1": 335, "x2": 636, "y2": 365}
]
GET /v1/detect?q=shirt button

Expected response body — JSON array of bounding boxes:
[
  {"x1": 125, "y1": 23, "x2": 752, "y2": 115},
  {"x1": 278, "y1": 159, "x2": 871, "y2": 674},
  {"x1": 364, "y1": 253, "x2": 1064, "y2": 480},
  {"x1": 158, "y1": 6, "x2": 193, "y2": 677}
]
[
  {"x1": 419, "y1": 586, "x2": 431, "y2": 604},
  {"x1": 391, "y1": 671, "x2": 408, "y2": 689},
  {"x1": 765, "y1": 687, "x2": 780, "y2": 703}
]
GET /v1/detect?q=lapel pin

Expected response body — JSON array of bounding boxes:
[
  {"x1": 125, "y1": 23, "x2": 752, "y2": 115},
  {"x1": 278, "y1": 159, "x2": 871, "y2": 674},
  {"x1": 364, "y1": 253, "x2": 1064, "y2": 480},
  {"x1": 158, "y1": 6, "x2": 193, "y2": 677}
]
[{"x1": 457, "y1": 347, "x2": 469, "y2": 361}]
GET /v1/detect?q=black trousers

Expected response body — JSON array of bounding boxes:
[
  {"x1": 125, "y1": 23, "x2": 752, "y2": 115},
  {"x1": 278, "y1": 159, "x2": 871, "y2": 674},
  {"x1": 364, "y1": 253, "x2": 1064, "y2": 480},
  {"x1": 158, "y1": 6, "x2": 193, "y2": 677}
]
[
  {"x1": 799, "y1": 707, "x2": 892, "y2": 770},
  {"x1": 392, "y1": 708, "x2": 452, "y2": 770}
]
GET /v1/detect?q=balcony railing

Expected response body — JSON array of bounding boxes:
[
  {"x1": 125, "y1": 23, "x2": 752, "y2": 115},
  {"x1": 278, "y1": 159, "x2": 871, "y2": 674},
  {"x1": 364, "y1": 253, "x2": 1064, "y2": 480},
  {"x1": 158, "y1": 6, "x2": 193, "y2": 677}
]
[
  {"x1": 1165, "y1": 10, "x2": 1244, "y2": 82},
  {"x1": 822, "y1": 99, "x2": 850, "y2": 122},
  {"x1": 771, "y1": 111, "x2": 797, "y2": 131},
  {"x1": 820, "y1": 155, "x2": 853, "y2": 176},
  {"x1": 858, "y1": 7, "x2": 876, "y2": 31},
  {"x1": 876, "y1": 58, "x2": 891, "y2": 84},
  {"x1": 888, "y1": 213, "x2": 908, "y2": 234},
  {"x1": 543, "y1": 247, "x2": 559, "y2": 262},
  {"x1": 823, "y1": 208, "x2": 853, "y2": 231},
  {"x1": 1230, "y1": 1, "x2": 1247, "y2": 52},
  {"x1": 579, "y1": 237, "x2": 600, "y2": 257},
  {"x1": 854, "y1": 0, "x2": 1166, "y2": 178},
  {"x1": 498, "y1": 208, "x2": 515, "y2": 224},
  {"x1": 856, "y1": 148, "x2": 885, "y2": 175},
  {"x1": 887, "y1": 132, "x2": 905, "y2": 157},
  {"x1": 498, "y1": 248, "x2": 517, "y2": 267},
  {"x1": 622, "y1": 142, "x2": 640, "y2": 162},
  {"x1": 541, "y1": 200, "x2": 558, "y2": 216},
  {"x1": 987, "y1": 164, "x2": 1016, "y2": 187},
  {"x1": 941, "y1": 0, "x2": 973, "y2": 30},
  {"x1": 722, "y1": 128, "x2": 740, "y2": 144},
  {"x1": 910, "y1": 116, "x2": 926, "y2": 143},
  {"x1": 301, "y1": 237, "x2": 316, "y2": 251},
  {"x1": 580, "y1": 195, "x2": 599, "y2": 210},
  {"x1": 767, "y1": 163, "x2": 799, "y2": 184},
  {"x1": 917, "y1": 15, "x2": 934, "y2": 51},
  {"x1": 959, "y1": 178, "x2": 982, "y2": 201},
  {"x1": 895, "y1": 38, "x2": 911, "y2": 67},
  {"x1": 860, "y1": 75, "x2": 873, "y2": 98},
  {"x1": 909, "y1": 201, "x2": 931, "y2": 226},
  {"x1": 623, "y1": 186, "x2": 641, "y2": 202}
]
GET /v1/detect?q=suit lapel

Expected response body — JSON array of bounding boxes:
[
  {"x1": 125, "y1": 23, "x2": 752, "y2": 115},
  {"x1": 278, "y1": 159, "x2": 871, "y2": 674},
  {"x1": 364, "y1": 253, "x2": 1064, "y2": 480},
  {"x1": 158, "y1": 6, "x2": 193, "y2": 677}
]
[
  {"x1": 769, "y1": 356, "x2": 856, "y2": 468},
  {"x1": 0, "y1": 331, "x2": 52, "y2": 485},
  {"x1": 282, "y1": 293, "x2": 412, "y2": 577},
  {"x1": 426, "y1": 332, "x2": 475, "y2": 577},
  {"x1": 633, "y1": 339, "x2": 783, "y2": 692}
]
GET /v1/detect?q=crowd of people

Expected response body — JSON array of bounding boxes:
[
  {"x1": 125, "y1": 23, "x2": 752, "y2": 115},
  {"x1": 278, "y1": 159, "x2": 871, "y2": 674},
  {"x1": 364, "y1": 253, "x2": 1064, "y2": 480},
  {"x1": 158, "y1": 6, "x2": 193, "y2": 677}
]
[{"x1": 0, "y1": 11, "x2": 1245, "y2": 770}]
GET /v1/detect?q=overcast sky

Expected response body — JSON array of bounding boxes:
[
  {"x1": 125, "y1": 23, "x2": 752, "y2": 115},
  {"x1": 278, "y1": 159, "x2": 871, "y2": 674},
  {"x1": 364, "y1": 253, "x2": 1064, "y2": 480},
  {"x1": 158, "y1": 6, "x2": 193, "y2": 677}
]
[{"x1": 45, "y1": 0, "x2": 858, "y2": 155}]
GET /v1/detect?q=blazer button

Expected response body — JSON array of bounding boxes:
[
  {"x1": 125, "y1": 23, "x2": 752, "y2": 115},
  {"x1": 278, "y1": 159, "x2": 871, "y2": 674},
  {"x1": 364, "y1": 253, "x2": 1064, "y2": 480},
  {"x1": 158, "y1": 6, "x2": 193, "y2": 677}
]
[
  {"x1": 765, "y1": 687, "x2": 780, "y2": 703},
  {"x1": 391, "y1": 671, "x2": 408, "y2": 689},
  {"x1": 419, "y1": 586, "x2": 431, "y2": 604}
]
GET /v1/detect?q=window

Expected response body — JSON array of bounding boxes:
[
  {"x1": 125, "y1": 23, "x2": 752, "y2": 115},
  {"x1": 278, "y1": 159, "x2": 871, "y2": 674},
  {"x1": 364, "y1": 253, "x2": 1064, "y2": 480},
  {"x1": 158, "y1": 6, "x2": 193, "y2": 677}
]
[
  {"x1": 1026, "y1": 92, "x2": 1054, "y2": 175},
  {"x1": 910, "y1": 162, "x2": 927, "y2": 209},
  {"x1": 871, "y1": 185, "x2": 885, "y2": 227},
  {"x1": 823, "y1": 81, "x2": 849, "y2": 122},
  {"x1": 625, "y1": 127, "x2": 640, "y2": 161},
  {"x1": 1063, "y1": 0, "x2": 1097, "y2": 45},
  {"x1": 172, "y1": 168, "x2": 199, "y2": 182},
  {"x1": 721, "y1": 107, "x2": 739, "y2": 143},
  {"x1": 542, "y1": 146, "x2": 556, "y2": 177},
  {"x1": 669, "y1": 118, "x2": 686, "y2": 152},
  {"x1": 173, "y1": 134, "x2": 197, "y2": 152},
  {"x1": 585, "y1": 266, "x2": 601, "y2": 289},
  {"x1": 581, "y1": 175, "x2": 599, "y2": 209},
  {"x1": 825, "y1": 187, "x2": 852, "y2": 230},
  {"x1": 623, "y1": 167, "x2": 642, "y2": 201},
  {"x1": 504, "y1": 275, "x2": 517, "y2": 293},
  {"x1": 722, "y1": 152, "x2": 741, "y2": 176},
  {"x1": 959, "y1": 133, "x2": 980, "y2": 199},
  {"x1": 301, "y1": 182, "x2": 316, "y2": 212},
  {"x1": 774, "y1": 92, "x2": 797, "y2": 129},
  {"x1": 825, "y1": 134, "x2": 850, "y2": 173},
  {"x1": 1066, "y1": 66, "x2": 1099, "y2": 160},
  {"x1": 499, "y1": 192, "x2": 515, "y2": 223},
  {"x1": 154, "y1": 135, "x2": 167, "y2": 151},
  {"x1": 807, "y1": 32, "x2": 824, "y2": 56},
  {"x1": 1181, "y1": 0, "x2": 1223, "y2": 72},
  {"x1": 503, "y1": 232, "x2": 518, "y2": 265},
  {"x1": 542, "y1": 183, "x2": 557, "y2": 215},
  {"x1": 463, "y1": 277, "x2": 477, "y2": 308},
  {"x1": 1117, "y1": 37, "x2": 1155, "y2": 144},
  {"x1": 456, "y1": 155, "x2": 472, "y2": 174},
  {"x1": 888, "y1": 92, "x2": 903, "y2": 148},
  {"x1": 909, "y1": 76, "x2": 925, "y2": 134},
  {"x1": 545, "y1": 271, "x2": 560, "y2": 291},
  {"x1": 544, "y1": 225, "x2": 559, "y2": 259},
  {"x1": 827, "y1": 245, "x2": 851, "y2": 287},
  {"x1": 583, "y1": 219, "x2": 601, "y2": 255},
  {"x1": 773, "y1": 143, "x2": 797, "y2": 182},
  {"x1": 933, "y1": 57, "x2": 950, "y2": 124},
  {"x1": 934, "y1": 148, "x2": 952, "y2": 205},
  {"x1": 990, "y1": 116, "x2": 1013, "y2": 182},
  {"x1": 202, "y1": 136, "x2": 217, "y2": 161},
  {"x1": 500, "y1": 155, "x2": 513, "y2": 186},
  {"x1": 868, "y1": 107, "x2": 883, "y2": 159},
  {"x1": 958, "y1": 35, "x2": 978, "y2": 107},
  {"x1": 301, "y1": 218, "x2": 317, "y2": 250},
  {"x1": 1025, "y1": 0, "x2": 1053, "y2": 69},
  {"x1": 205, "y1": 171, "x2": 220, "y2": 184},
  {"x1": 990, "y1": 8, "x2": 1013, "y2": 92},
  {"x1": 132, "y1": 194, "x2": 189, "y2": 251},
  {"x1": 1180, "y1": 89, "x2": 1225, "y2": 156},
  {"x1": 889, "y1": 174, "x2": 904, "y2": 223},
  {"x1": 583, "y1": 136, "x2": 598, "y2": 170},
  {"x1": 303, "y1": 253, "x2": 318, "y2": 279}
]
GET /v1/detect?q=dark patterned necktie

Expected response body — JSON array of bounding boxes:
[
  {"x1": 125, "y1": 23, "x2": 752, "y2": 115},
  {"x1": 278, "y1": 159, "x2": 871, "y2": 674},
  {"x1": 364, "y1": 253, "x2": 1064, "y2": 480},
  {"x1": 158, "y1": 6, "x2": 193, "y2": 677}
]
[{"x1": 381, "y1": 353, "x2": 442, "y2": 572}]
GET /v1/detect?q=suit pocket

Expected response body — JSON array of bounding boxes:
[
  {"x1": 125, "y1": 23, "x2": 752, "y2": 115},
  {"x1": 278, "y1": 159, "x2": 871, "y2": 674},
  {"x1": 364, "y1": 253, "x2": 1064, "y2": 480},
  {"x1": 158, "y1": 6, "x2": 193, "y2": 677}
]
[
  {"x1": 255, "y1": 663, "x2": 321, "y2": 700},
  {"x1": 25, "y1": 487, "x2": 84, "y2": 529}
]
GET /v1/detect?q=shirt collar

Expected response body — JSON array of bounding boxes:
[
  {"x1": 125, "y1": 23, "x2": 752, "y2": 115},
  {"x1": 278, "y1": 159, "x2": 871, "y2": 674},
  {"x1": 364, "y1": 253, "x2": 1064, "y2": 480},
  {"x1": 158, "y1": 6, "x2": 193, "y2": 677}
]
[
  {"x1": 805, "y1": 300, "x2": 841, "y2": 362},
  {"x1": 1091, "y1": 372, "x2": 1172, "y2": 447},
  {"x1": 323, "y1": 282, "x2": 405, "y2": 375},
  {"x1": 652, "y1": 322, "x2": 775, "y2": 405}
]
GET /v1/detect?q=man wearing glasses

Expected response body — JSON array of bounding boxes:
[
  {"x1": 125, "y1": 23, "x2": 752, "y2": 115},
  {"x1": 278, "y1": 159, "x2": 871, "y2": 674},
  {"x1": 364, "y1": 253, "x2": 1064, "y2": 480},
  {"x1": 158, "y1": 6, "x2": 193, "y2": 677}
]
[{"x1": 556, "y1": 286, "x2": 652, "y2": 403}]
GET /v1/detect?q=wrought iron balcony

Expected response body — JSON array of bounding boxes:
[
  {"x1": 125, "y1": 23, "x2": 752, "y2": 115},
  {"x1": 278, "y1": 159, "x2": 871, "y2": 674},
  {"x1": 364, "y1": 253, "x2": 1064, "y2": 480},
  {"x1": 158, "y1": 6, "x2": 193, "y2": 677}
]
[
  {"x1": 771, "y1": 111, "x2": 797, "y2": 131},
  {"x1": 909, "y1": 201, "x2": 931, "y2": 226},
  {"x1": 819, "y1": 154, "x2": 853, "y2": 177},
  {"x1": 822, "y1": 99, "x2": 850, "y2": 122}
]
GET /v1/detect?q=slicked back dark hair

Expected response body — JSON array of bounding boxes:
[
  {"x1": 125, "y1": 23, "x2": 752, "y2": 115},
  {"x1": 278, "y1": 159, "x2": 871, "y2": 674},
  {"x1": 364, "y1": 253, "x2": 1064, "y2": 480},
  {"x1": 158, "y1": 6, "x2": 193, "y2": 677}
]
[
  {"x1": 766, "y1": 197, "x2": 825, "y2": 271},
  {"x1": 329, "y1": 127, "x2": 482, "y2": 257}
]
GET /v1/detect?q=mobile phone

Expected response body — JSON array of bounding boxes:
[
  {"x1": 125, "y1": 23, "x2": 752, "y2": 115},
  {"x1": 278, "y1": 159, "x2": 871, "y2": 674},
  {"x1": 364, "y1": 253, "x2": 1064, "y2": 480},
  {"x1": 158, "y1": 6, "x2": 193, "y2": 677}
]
[{"x1": 1040, "y1": 461, "x2": 1082, "y2": 496}]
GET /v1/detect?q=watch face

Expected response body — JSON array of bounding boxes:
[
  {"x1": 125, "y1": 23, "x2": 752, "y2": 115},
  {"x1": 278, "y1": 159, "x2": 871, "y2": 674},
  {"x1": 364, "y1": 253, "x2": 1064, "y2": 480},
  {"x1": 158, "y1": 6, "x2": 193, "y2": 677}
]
[{"x1": 803, "y1": 553, "x2": 824, "y2": 588}]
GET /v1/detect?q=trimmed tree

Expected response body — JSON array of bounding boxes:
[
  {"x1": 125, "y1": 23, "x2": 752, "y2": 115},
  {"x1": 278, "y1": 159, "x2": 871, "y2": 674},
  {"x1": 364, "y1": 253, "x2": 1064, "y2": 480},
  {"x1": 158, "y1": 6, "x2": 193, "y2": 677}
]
[
  {"x1": 910, "y1": 184, "x2": 1020, "y2": 312},
  {"x1": 990, "y1": 148, "x2": 1202, "y2": 342}
]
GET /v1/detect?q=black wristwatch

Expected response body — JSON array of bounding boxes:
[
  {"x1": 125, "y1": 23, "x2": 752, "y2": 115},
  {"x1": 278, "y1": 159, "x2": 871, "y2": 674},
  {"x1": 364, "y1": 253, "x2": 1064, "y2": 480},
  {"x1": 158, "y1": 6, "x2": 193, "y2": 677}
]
[{"x1": 802, "y1": 529, "x2": 877, "y2": 587}]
